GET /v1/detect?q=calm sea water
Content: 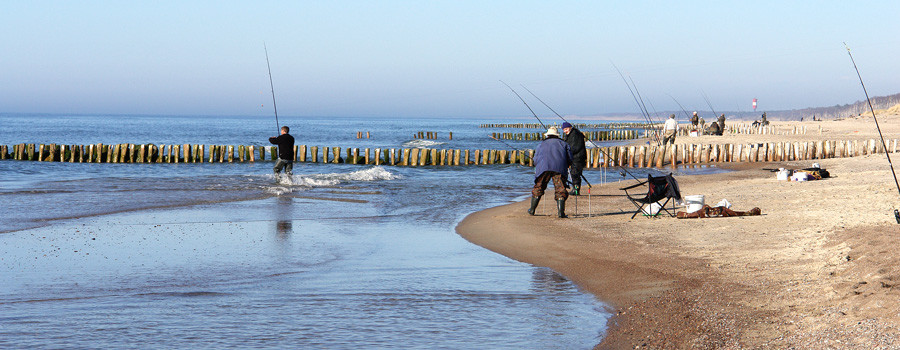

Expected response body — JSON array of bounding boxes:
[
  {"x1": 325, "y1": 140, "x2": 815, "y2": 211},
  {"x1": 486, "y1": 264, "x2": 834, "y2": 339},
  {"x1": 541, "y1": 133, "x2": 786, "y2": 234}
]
[{"x1": 0, "y1": 114, "x2": 706, "y2": 348}]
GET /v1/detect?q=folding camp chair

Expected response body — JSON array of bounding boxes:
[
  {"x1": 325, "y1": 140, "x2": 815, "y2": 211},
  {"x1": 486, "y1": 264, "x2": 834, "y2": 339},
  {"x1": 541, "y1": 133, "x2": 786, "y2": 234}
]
[{"x1": 620, "y1": 173, "x2": 682, "y2": 219}]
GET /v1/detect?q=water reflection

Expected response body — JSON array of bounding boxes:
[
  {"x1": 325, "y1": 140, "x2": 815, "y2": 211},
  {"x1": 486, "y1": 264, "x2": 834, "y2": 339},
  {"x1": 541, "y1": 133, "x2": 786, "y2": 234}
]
[
  {"x1": 275, "y1": 196, "x2": 294, "y2": 238},
  {"x1": 276, "y1": 220, "x2": 293, "y2": 236},
  {"x1": 530, "y1": 267, "x2": 573, "y2": 293}
]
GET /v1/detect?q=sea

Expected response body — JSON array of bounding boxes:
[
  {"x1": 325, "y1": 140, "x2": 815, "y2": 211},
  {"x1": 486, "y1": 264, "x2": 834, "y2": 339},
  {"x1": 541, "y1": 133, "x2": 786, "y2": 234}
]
[{"x1": 0, "y1": 114, "x2": 712, "y2": 349}]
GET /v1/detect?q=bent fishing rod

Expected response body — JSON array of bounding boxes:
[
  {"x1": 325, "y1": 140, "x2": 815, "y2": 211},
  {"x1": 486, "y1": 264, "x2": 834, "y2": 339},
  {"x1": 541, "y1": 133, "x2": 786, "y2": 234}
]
[
  {"x1": 520, "y1": 87, "x2": 641, "y2": 183},
  {"x1": 500, "y1": 80, "x2": 547, "y2": 129},
  {"x1": 844, "y1": 43, "x2": 900, "y2": 201},
  {"x1": 264, "y1": 42, "x2": 280, "y2": 132}
]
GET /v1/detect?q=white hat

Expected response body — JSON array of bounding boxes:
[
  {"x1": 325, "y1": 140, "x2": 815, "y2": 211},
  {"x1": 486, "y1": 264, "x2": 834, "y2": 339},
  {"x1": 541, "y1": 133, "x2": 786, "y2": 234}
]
[{"x1": 545, "y1": 127, "x2": 560, "y2": 137}]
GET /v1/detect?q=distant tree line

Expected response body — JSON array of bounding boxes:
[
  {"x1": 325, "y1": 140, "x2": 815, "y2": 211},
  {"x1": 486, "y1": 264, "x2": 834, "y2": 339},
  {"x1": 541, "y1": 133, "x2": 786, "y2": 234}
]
[
  {"x1": 596, "y1": 92, "x2": 900, "y2": 122},
  {"x1": 760, "y1": 92, "x2": 900, "y2": 121}
]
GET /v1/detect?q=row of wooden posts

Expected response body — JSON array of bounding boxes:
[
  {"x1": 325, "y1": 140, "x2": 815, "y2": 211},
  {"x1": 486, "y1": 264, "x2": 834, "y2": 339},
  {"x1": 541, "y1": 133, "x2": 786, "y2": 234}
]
[
  {"x1": 672, "y1": 123, "x2": 811, "y2": 136},
  {"x1": 1, "y1": 143, "x2": 531, "y2": 166},
  {"x1": 3, "y1": 138, "x2": 896, "y2": 168},
  {"x1": 413, "y1": 131, "x2": 452, "y2": 140},
  {"x1": 479, "y1": 122, "x2": 654, "y2": 129},
  {"x1": 580, "y1": 138, "x2": 897, "y2": 169},
  {"x1": 490, "y1": 129, "x2": 641, "y2": 141},
  {"x1": 356, "y1": 132, "x2": 371, "y2": 139}
]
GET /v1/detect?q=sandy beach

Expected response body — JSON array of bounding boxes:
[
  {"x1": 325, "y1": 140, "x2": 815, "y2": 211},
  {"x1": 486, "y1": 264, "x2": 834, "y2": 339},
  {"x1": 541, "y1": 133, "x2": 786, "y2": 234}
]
[{"x1": 457, "y1": 112, "x2": 900, "y2": 348}]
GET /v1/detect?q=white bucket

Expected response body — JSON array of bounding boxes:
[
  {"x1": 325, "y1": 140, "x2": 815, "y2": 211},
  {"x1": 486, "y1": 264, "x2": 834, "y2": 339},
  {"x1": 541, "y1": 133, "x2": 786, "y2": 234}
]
[
  {"x1": 642, "y1": 202, "x2": 662, "y2": 216},
  {"x1": 684, "y1": 195, "x2": 705, "y2": 213},
  {"x1": 792, "y1": 172, "x2": 808, "y2": 182},
  {"x1": 689, "y1": 130, "x2": 699, "y2": 137},
  {"x1": 776, "y1": 169, "x2": 790, "y2": 181}
]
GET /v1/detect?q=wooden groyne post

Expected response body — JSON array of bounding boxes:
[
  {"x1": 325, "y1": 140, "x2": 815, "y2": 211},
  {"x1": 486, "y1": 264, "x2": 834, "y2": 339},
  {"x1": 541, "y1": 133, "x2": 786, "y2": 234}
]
[{"x1": 3, "y1": 138, "x2": 896, "y2": 169}]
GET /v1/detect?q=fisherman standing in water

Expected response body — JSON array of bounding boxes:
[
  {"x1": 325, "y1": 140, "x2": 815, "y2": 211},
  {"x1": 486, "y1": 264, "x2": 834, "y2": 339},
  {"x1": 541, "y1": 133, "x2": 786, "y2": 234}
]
[
  {"x1": 528, "y1": 126, "x2": 573, "y2": 218},
  {"x1": 269, "y1": 126, "x2": 295, "y2": 179},
  {"x1": 561, "y1": 122, "x2": 586, "y2": 195}
]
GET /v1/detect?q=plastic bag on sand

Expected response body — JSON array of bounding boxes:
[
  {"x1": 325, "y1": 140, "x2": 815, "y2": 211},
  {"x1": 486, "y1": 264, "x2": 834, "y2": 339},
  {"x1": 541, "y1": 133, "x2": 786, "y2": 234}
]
[{"x1": 717, "y1": 199, "x2": 732, "y2": 208}]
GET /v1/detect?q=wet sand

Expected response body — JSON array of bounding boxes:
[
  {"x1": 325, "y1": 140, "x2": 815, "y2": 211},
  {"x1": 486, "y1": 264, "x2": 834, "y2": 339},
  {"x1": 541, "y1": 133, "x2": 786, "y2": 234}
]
[{"x1": 457, "y1": 113, "x2": 900, "y2": 348}]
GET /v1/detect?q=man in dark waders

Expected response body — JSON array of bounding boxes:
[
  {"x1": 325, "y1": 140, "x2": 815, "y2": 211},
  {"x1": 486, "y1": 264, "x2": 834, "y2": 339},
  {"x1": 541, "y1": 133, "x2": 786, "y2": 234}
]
[
  {"x1": 269, "y1": 126, "x2": 295, "y2": 178},
  {"x1": 561, "y1": 122, "x2": 586, "y2": 195},
  {"x1": 528, "y1": 127, "x2": 573, "y2": 218}
]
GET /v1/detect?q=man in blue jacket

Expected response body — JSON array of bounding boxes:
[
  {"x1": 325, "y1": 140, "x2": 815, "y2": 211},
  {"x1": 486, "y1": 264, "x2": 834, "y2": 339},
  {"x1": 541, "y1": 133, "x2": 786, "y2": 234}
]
[{"x1": 528, "y1": 126, "x2": 573, "y2": 218}]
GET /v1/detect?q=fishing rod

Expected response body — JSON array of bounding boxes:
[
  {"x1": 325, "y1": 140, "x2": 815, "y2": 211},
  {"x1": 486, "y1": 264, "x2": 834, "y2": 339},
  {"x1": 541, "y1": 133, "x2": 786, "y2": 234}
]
[
  {"x1": 500, "y1": 90, "x2": 594, "y2": 215},
  {"x1": 629, "y1": 76, "x2": 656, "y2": 124},
  {"x1": 611, "y1": 63, "x2": 652, "y2": 126},
  {"x1": 521, "y1": 86, "x2": 642, "y2": 183},
  {"x1": 844, "y1": 43, "x2": 900, "y2": 207},
  {"x1": 701, "y1": 89, "x2": 720, "y2": 119},
  {"x1": 520, "y1": 85, "x2": 571, "y2": 125},
  {"x1": 666, "y1": 93, "x2": 692, "y2": 120},
  {"x1": 610, "y1": 62, "x2": 660, "y2": 145},
  {"x1": 500, "y1": 80, "x2": 547, "y2": 129},
  {"x1": 628, "y1": 76, "x2": 662, "y2": 146},
  {"x1": 264, "y1": 42, "x2": 280, "y2": 132},
  {"x1": 517, "y1": 85, "x2": 596, "y2": 187}
]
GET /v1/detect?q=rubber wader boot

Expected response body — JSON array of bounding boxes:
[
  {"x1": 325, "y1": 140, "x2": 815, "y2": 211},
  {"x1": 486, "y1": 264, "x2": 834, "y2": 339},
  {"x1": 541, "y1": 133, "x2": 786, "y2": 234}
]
[
  {"x1": 557, "y1": 199, "x2": 567, "y2": 218},
  {"x1": 569, "y1": 185, "x2": 580, "y2": 196},
  {"x1": 527, "y1": 196, "x2": 541, "y2": 215}
]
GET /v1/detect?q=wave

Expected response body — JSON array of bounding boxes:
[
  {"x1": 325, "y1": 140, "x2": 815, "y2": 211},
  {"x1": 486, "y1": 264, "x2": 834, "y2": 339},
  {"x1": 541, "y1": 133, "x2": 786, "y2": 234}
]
[
  {"x1": 401, "y1": 139, "x2": 445, "y2": 149},
  {"x1": 272, "y1": 166, "x2": 401, "y2": 191}
]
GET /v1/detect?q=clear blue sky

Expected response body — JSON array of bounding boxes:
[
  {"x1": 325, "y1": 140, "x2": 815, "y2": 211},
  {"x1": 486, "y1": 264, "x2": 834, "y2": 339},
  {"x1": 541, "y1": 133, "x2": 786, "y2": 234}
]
[{"x1": 2, "y1": 1, "x2": 898, "y2": 118}]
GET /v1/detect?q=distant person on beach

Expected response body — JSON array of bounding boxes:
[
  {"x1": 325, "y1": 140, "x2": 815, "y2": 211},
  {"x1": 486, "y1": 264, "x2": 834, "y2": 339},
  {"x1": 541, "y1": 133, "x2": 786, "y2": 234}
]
[
  {"x1": 717, "y1": 114, "x2": 726, "y2": 134},
  {"x1": 691, "y1": 112, "x2": 699, "y2": 128},
  {"x1": 561, "y1": 122, "x2": 586, "y2": 195},
  {"x1": 663, "y1": 114, "x2": 678, "y2": 145},
  {"x1": 752, "y1": 112, "x2": 769, "y2": 128},
  {"x1": 699, "y1": 116, "x2": 706, "y2": 134},
  {"x1": 706, "y1": 120, "x2": 721, "y2": 135},
  {"x1": 528, "y1": 127, "x2": 573, "y2": 218},
  {"x1": 269, "y1": 126, "x2": 295, "y2": 177}
]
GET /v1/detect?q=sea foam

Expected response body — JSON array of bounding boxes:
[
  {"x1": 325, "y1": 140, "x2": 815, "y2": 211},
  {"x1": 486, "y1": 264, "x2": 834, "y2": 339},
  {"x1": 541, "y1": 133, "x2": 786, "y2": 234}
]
[
  {"x1": 402, "y1": 139, "x2": 445, "y2": 149},
  {"x1": 293, "y1": 166, "x2": 400, "y2": 188}
]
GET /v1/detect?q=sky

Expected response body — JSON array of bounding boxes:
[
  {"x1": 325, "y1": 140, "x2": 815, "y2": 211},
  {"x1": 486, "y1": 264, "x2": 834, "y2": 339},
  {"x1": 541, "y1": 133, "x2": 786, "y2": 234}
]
[{"x1": 2, "y1": 1, "x2": 899, "y2": 118}]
